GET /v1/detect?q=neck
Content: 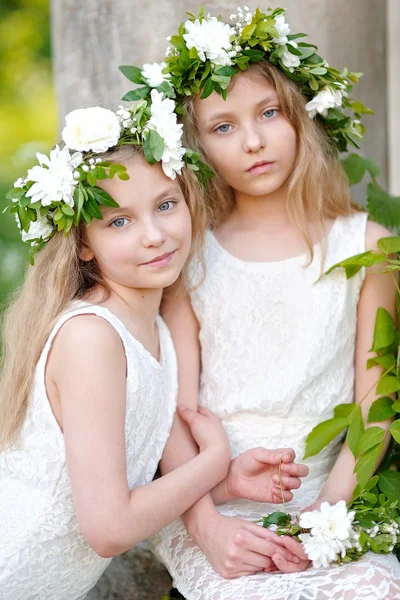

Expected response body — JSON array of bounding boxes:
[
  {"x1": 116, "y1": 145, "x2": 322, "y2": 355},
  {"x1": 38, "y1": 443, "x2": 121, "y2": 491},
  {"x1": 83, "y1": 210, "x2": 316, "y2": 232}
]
[
  {"x1": 233, "y1": 184, "x2": 291, "y2": 226},
  {"x1": 97, "y1": 281, "x2": 163, "y2": 327}
]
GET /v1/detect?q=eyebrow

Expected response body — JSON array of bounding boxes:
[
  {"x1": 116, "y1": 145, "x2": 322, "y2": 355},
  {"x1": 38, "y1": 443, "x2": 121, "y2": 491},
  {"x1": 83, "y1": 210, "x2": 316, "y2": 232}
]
[
  {"x1": 204, "y1": 95, "x2": 279, "y2": 125},
  {"x1": 102, "y1": 187, "x2": 182, "y2": 217}
]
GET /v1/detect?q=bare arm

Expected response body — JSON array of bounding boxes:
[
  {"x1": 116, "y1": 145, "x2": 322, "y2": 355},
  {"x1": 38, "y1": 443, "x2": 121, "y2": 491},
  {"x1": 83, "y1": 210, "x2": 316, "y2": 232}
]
[
  {"x1": 311, "y1": 221, "x2": 397, "y2": 505},
  {"x1": 50, "y1": 315, "x2": 230, "y2": 558}
]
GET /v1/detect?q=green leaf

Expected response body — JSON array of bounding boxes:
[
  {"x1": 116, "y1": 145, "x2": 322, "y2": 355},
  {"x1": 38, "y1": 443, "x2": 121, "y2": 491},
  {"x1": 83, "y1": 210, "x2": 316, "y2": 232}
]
[
  {"x1": 370, "y1": 308, "x2": 397, "y2": 352},
  {"x1": 356, "y1": 426, "x2": 386, "y2": 457},
  {"x1": 303, "y1": 417, "x2": 349, "y2": 459},
  {"x1": 377, "y1": 236, "x2": 400, "y2": 255},
  {"x1": 143, "y1": 134, "x2": 156, "y2": 165},
  {"x1": 200, "y1": 77, "x2": 214, "y2": 99},
  {"x1": 354, "y1": 440, "x2": 384, "y2": 489},
  {"x1": 325, "y1": 251, "x2": 386, "y2": 279},
  {"x1": 367, "y1": 181, "x2": 400, "y2": 230},
  {"x1": 86, "y1": 193, "x2": 103, "y2": 219},
  {"x1": 367, "y1": 354, "x2": 396, "y2": 371},
  {"x1": 378, "y1": 470, "x2": 400, "y2": 501},
  {"x1": 342, "y1": 154, "x2": 368, "y2": 185},
  {"x1": 377, "y1": 375, "x2": 400, "y2": 395},
  {"x1": 242, "y1": 48, "x2": 265, "y2": 62},
  {"x1": 368, "y1": 397, "x2": 396, "y2": 422},
  {"x1": 347, "y1": 404, "x2": 365, "y2": 457},
  {"x1": 389, "y1": 420, "x2": 400, "y2": 443},
  {"x1": 91, "y1": 187, "x2": 119, "y2": 207},
  {"x1": 351, "y1": 101, "x2": 374, "y2": 115},
  {"x1": 261, "y1": 512, "x2": 291, "y2": 527},
  {"x1": 309, "y1": 67, "x2": 327, "y2": 75},
  {"x1": 214, "y1": 66, "x2": 237, "y2": 77},
  {"x1": 147, "y1": 129, "x2": 164, "y2": 162},
  {"x1": 61, "y1": 204, "x2": 75, "y2": 217},
  {"x1": 334, "y1": 404, "x2": 357, "y2": 419},
  {"x1": 86, "y1": 170, "x2": 97, "y2": 187},
  {"x1": 119, "y1": 65, "x2": 145, "y2": 85},
  {"x1": 121, "y1": 87, "x2": 150, "y2": 102}
]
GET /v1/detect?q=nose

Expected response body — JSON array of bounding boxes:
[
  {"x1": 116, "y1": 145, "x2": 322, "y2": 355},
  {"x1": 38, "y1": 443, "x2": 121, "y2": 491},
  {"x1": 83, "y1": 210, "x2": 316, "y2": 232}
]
[
  {"x1": 141, "y1": 217, "x2": 166, "y2": 248},
  {"x1": 242, "y1": 123, "x2": 265, "y2": 153}
]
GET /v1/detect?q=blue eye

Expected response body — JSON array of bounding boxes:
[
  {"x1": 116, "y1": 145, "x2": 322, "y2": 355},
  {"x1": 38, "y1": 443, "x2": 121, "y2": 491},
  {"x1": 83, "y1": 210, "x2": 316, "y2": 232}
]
[
  {"x1": 216, "y1": 124, "x2": 231, "y2": 133},
  {"x1": 111, "y1": 217, "x2": 128, "y2": 228},
  {"x1": 158, "y1": 200, "x2": 174, "y2": 212},
  {"x1": 263, "y1": 109, "x2": 278, "y2": 119}
]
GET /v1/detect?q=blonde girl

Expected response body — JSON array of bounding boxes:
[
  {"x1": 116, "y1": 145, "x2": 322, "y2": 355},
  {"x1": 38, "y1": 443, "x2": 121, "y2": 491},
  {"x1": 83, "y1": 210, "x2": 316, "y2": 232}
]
[
  {"x1": 124, "y1": 8, "x2": 400, "y2": 600},
  {"x1": 0, "y1": 93, "x2": 305, "y2": 599}
]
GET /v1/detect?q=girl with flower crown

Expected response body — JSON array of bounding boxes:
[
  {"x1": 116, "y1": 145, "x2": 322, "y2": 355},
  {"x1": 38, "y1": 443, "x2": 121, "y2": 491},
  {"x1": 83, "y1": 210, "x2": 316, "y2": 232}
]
[
  {"x1": 0, "y1": 91, "x2": 308, "y2": 599},
  {"x1": 120, "y1": 6, "x2": 400, "y2": 600}
]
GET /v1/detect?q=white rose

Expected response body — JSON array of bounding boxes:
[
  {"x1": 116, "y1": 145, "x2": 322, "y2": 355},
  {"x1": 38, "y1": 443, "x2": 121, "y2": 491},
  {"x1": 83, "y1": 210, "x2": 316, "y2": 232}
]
[
  {"x1": 142, "y1": 62, "x2": 169, "y2": 88},
  {"x1": 26, "y1": 145, "x2": 78, "y2": 207},
  {"x1": 183, "y1": 17, "x2": 236, "y2": 66},
  {"x1": 62, "y1": 106, "x2": 121, "y2": 153},
  {"x1": 305, "y1": 86, "x2": 344, "y2": 119}
]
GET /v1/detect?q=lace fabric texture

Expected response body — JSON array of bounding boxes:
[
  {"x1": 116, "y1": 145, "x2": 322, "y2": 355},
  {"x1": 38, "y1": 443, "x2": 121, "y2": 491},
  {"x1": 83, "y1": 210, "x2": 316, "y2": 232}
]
[
  {"x1": 150, "y1": 213, "x2": 400, "y2": 599},
  {"x1": 0, "y1": 302, "x2": 177, "y2": 600}
]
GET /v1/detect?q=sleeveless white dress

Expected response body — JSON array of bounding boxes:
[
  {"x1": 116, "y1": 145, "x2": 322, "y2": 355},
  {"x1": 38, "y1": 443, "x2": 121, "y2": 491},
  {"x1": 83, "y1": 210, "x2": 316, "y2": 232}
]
[
  {"x1": 0, "y1": 302, "x2": 177, "y2": 600},
  {"x1": 150, "y1": 213, "x2": 400, "y2": 600}
]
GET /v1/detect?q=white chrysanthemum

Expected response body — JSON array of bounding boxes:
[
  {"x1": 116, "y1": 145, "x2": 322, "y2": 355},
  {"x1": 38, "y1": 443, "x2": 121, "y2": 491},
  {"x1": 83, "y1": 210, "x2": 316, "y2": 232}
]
[
  {"x1": 281, "y1": 42, "x2": 301, "y2": 71},
  {"x1": 14, "y1": 177, "x2": 25, "y2": 188},
  {"x1": 62, "y1": 106, "x2": 121, "y2": 153},
  {"x1": 26, "y1": 146, "x2": 80, "y2": 207},
  {"x1": 142, "y1": 62, "x2": 170, "y2": 88},
  {"x1": 183, "y1": 17, "x2": 236, "y2": 66},
  {"x1": 305, "y1": 85, "x2": 344, "y2": 119},
  {"x1": 299, "y1": 501, "x2": 355, "y2": 567},
  {"x1": 273, "y1": 14, "x2": 290, "y2": 45},
  {"x1": 116, "y1": 106, "x2": 134, "y2": 130},
  {"x1": 147, "y1": 89, "x2": 185, "y2": 180},
  {"x1": 21, "y1": 214, "x2": 54, "y2": 243}
]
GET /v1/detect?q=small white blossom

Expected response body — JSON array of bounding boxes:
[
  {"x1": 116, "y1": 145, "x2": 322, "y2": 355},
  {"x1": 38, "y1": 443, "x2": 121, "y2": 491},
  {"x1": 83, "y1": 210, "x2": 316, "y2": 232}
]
[
  {"x1": 21, "y1": 214, "x2": 54, "y2": 244},
  {"x1": 281, "y1": 42, "x2": 301, "y2": 71},
  {"x1": 142, "y1": 61, "x2": 170, "y2": 88},
  {"x1": 14, "y1": 177, "x2": 25, "y2": 188},
  {"x1": 26, "y1": 145, "x2": 78, "y2": 207},
  {"x1": 305, "y1": 85, "x2": 344, "y2": 119},
  {"x1": 62, "y1": 106, "x2": 121, "y2": 153},
  {"x1": 81, "y1": 164, "x2": 89, "y2": 172},
  {"x1": 147, "y1": 89, "x2": 185, "y2": 180},
  {"x1": 183, "y1": 17, "x2": 236, "y2": 66},
  {"x1": 273, "y1": 14, "x2": 291, "y2": 45}
]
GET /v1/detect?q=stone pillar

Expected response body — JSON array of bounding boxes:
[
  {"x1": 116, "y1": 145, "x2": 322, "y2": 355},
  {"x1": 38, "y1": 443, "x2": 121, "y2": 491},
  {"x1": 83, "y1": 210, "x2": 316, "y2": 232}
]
[{"x1": 51, "y1": 0, "x2": 388, "y2": 183}]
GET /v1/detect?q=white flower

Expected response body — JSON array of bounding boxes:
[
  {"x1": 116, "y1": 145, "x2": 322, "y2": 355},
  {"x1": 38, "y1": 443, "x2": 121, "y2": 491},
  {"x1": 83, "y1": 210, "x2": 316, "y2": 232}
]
[
  {"x1": 142, "y1": 62, "x2": 169, "y2": 88},
  {"x1": 26, "y1": 145, "x2": 79, "y2": 207},
  {"x1": 183, "y1": 17, "x2": 236, "y2": 66},
  {"x1": 62, "y1": 106, "x2": 121, "y2": 153},
  {"x1": 305, "y1": 85, "x2": 344, "y2": 119},
  {"x1": 21, "y1": 214, "x2": 54, "y2": 243},
  {"x1": 299, "y1": 501, "x2": 355, "y2": 568},
  {"x1": 147, "y1": 89, "x2": 185, "y2": 180},
  {"x1": 14, "y1": 177, "x2": 25, "y2": 188},
  {"x1": 281, "y1": 42, "x2": 301, "y2": 71},
  {"x1": 273, "y1": 14, "x2": 290, "y2": 45}
]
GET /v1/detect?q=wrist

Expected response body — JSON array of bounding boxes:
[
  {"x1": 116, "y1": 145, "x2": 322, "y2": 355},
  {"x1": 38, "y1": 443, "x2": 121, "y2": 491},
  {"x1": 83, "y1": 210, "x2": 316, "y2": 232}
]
[{"x1": 183, "y1": 498, "x2": 220, "y2": 541}]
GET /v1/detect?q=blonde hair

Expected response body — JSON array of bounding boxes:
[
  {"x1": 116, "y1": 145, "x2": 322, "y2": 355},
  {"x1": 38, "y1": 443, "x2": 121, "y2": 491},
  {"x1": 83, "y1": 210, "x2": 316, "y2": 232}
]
[
  {"x1": 182, "y1": 60, "x2": 362, "y2": 255},
  {"x1": 0, "y1": 146, "x2": 206, "y2": 450}
]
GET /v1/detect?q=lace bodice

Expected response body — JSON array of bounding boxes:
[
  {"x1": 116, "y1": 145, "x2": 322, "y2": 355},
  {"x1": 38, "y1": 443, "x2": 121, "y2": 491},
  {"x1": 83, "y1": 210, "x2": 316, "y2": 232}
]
[
  {"x1": 0, "y1": 302, "x2": 177, "y2": 600},
  {"x1": 151, "y1": 212, "x2": 400, "y2": 600}
]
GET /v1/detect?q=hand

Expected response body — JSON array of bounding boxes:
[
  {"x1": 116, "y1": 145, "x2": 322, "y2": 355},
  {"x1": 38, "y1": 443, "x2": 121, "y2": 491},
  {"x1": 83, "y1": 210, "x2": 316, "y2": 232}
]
[
  {"x1": 188, "y1": 512, "x2": 303, "y2": 579},
  {"x1": 226, "y1": 447, "x2": 309, "y2": 504},
  {"x1": 271, "y1": 536, "x2": 311, "y2": 573},
  {"x1": 177, "y1": 405, "x2": 230, "y2": 458}
]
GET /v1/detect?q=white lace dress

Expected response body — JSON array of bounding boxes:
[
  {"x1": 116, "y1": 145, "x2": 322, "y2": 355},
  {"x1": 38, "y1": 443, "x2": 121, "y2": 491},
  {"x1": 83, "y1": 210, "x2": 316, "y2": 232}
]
[
  {"x1": 151, "y1": 213, "x2": 400, "y2": 600},
  {"x1": 0, "y1": 302, "x2": 177, "y2": 600}
]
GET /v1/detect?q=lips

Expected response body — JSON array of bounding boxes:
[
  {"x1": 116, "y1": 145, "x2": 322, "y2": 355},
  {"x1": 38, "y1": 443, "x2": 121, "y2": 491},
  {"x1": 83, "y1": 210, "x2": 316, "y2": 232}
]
[
  {"x1": 247, "y1": 160, "x2": 275, "y2": 175},
  {"x1": 247, "y1": 160, "x2": 273, "y2": 172},
  {"x1": 141, "y1": 250, "x2": 176, "y2": 266}
]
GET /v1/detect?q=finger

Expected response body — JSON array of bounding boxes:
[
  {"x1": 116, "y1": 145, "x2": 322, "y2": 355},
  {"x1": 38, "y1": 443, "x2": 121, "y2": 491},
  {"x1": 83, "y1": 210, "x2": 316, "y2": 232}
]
[
  {"x1": 280, "y1": 476, "x2": 302, "y2": 490},
  {"x1": 242, "y1": 550, "x2": 275, "y2": 570},
  {"x1": 271, "y1": 488, "x2": 294, "y2": 503},
  {"x1": 279, "y1": 536, "x2": 309, "y2": 561},
  {"x1": 197, "y1": 406, "x2": 215, "y2": 419},
  {"x1": 242, "y1": 527, "x2": 300, "y2": 563},
  {"x1": 281, "y1": 463, "x2": 309, "y2": 477},
  {"x1": 177, "y1": 405, "x2": 198, "y2": 426},
  {"x1": 252, "y1": 447, "x2": 295, "y2": 466},
  {"x1": 272, "y1": 553, "x2": 310, "y2": 573}
]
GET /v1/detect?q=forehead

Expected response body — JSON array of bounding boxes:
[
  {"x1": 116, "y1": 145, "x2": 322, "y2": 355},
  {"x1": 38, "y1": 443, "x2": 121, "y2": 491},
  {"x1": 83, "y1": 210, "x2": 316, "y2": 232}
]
[
  {"x1": 195, "y1": 71, "x2": 278, "y2": 121},
  {"x1": 95, "y1": 155, "x2": 182, "y2": 216}
]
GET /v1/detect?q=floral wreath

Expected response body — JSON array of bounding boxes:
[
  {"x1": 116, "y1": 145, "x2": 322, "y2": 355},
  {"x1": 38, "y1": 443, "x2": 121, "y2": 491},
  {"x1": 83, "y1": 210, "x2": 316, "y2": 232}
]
[
  {"x1": 5, "y1": 89, "x2": 213, "y2": 261},
  {"x1": 119, "y1": 6, "x2": 373, "y2": 154}
]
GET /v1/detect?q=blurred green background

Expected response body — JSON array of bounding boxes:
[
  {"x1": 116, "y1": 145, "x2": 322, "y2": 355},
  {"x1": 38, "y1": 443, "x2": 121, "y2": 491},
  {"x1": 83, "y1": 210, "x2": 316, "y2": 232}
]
[{"x1": 0, "y1": 0, "x2": 56, "y2": 305}]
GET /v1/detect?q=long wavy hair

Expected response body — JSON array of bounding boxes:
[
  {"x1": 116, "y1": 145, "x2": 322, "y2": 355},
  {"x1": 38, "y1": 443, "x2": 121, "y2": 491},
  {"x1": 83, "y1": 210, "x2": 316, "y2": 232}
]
[
  {"x1": 182, "y1": 60, "x2": 361, "y2": 258},
  {"x1": 0, "y1": 145, "x2": 206, "y2": 450}
]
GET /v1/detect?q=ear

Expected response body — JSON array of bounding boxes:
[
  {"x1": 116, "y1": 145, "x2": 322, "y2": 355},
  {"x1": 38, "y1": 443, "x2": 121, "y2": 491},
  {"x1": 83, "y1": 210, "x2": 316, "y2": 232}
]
[{"x1": 79, "y1": 244, "x2": 94, "y2": 262}]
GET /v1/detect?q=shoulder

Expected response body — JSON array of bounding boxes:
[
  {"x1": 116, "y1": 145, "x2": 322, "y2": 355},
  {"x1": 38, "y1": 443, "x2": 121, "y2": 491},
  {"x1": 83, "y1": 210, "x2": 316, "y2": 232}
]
[
  {"x1": 365, "y1": 220, "x2": 392, "y2": 252},
  {"x1": 49, "y1": 313, "x2": 125, "y2": 377}
]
